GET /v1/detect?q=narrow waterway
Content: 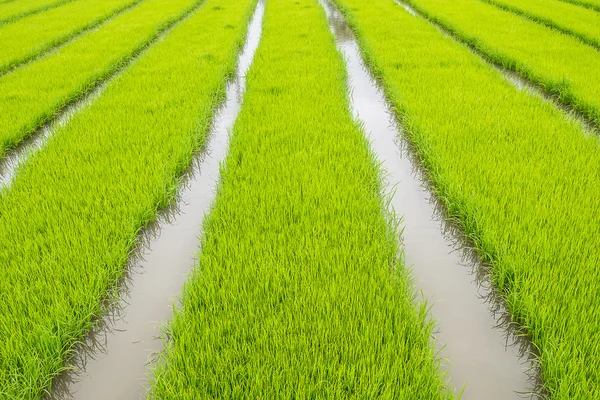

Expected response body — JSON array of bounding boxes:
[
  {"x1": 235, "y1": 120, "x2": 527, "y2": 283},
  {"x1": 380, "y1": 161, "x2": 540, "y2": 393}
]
[
  {"x1": 50, "y1": 2, "x2": 265, "y2": 399},
  {"x1": 320, "y1": 1, "x2": 534, "y2": 398}
]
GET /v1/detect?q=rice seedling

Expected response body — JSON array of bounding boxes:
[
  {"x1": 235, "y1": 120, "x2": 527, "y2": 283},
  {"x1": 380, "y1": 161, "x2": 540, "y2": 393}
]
[
  {"x1": 0, "y1": 0, "x2": 78, "y2": 25},
  {"x1": 0, "y1": 0, "x2": 257, "y2": 397},
  {"x1": 558, "y1": 0, "x2": 600, "y2": 12},
  {"x1": 333, "y1": 0, "x2": 600, "y2": 397},
  {"x1": 0, "y1": 0, "x2": 203, "y2": 161},
  {"x1": 401, "y1": 0, "x2": 600, "y2": 128},
  {"x1": 0, "y1": 0, "x2": 142, "y2": 75},
  {"x1": 479, "y1": 0, "x2": 600, "y2": 51},
  {"x1": 149, "y1": 0, "x2": 453, "y2": 398}
]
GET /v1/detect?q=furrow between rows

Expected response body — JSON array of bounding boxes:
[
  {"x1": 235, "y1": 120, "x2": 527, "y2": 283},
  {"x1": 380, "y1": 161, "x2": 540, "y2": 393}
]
[
  {"x1": 0, "y1": 0, "x2": 258, "y2": 397},
  {"x1": 333, "y1": 0, "x2": 600, "y2": 397},
  {"x1": 557, "y1": 0, "x2": 600, "y2": 13},
  {"x1": 321, "y1": 1, "x2": 533, "y2": 398},
  {"x1": 48, "y1": 4, "x2": 266, "y2": 399}
]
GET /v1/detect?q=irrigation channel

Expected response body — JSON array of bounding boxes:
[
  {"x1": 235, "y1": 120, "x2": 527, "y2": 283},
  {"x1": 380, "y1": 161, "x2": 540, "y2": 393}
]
[
  {"x1": 320, "y1": 1, "x2": 534, "y2": 398},
  {"x1": 48, "y1": 2, "x2": 265, "y2": 398}
]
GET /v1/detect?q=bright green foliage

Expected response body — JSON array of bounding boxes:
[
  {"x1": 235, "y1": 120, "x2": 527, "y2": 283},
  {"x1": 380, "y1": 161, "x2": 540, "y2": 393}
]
[
  {"x1": 334, "y1": 0, "x2": 600, "y2": 397},
  {"x1": 558, "y1": 0, "x2": 600, "y2": 12},
  {"x1": 0, "y1": 0, "x2": 201, "y2": 159},
  {"x1": 480, "y1": 0, "x2": 600, "y2": 50},
  {"x1": 0, "y1": 0, "x2": 78, "y2": 25},
  {"x1": 402, "y1": 0, "x2": 600, "y2": 127},
  {"x1": 0, "y1": 0, "x2": 141, "y2": 74},
  {"x1": 0, "y1": 0, "x2": 256, "y2": 397},
  {"x1": 150, "y1": 0, "x2": 452, "y2": 398}
]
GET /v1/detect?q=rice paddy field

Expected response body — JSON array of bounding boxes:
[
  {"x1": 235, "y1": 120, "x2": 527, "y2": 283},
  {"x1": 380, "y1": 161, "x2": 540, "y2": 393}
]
[{"x1": 1, "y1": 0, "x2": 599, "y2": 398}]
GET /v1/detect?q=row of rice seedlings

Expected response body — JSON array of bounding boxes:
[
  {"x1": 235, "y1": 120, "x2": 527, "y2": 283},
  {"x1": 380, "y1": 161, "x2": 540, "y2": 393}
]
[
  {"x1": 333, "y1": 0, "x2": 600, "y2": 397},
  {"x1": 401, "y1": 0, "x2": 600, "y2": 128},
  {"x1": 0, "y1": 0, "x2": 142, "y2": 75},
  {"x1": 0, "y1": 0, "x2": 203, "y2": 160},
  {"x1": 0, "y1": 0, "x2": 257, "y2": 397},
  {"x1": 149, "y1": 0, "x2": 453, "y2": 397},
  {"x1": 479, "y1": 0, "x2": 600, "y2": 51},
  {"x1": 559, "y1": 0, "x2": 600, "y2": 12},
  {"x1": 0, "y1": 0, "x2": 77, "y2": 25}
]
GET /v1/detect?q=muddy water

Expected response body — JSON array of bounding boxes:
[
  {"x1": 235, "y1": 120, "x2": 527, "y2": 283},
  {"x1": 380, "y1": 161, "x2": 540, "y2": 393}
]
[
  {"x1": 51, "y1": 3, "x2": 264, "y2": 400},
  {"x1": 321, "y1": 1, "x2": 533, "y2": 399}
]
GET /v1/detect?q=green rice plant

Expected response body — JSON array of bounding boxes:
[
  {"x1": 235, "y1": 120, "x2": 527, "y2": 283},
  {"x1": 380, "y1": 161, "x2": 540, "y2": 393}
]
[
  {"x1": 0, "y1": 0, "x2": 256, "y2": 397},
  {"x1": 333, "y1": 0, "x2": 600, "y2": 397},
  {"x1": 0, "y1": 0, "x2": 78, "y2": 25},
  {"x1": 149, "y1": 0, "x2": 453, "y2": 398},
  {"x1": 479, "y1": 0, "x2": 600, "y2": 51},
  {"x1": 0, "y1": 0, "x2": 142, "y2": 75},
  {"x1": 558, "y1": 0, "x2": 600, "y2": 12},
  {"x1": 401, "y1": 0, "x2": 600, "y2": 128},
  {"x1": 0, "y1": 0, "x2": 203, "y2": 160}
]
